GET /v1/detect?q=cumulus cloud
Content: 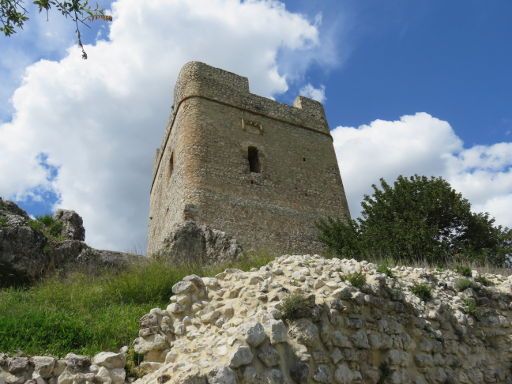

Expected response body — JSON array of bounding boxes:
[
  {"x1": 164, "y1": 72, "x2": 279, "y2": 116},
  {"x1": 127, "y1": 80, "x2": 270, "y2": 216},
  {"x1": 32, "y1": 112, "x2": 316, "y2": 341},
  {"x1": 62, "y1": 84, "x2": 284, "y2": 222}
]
[
  {"x1": 332, "y1": 112, "x2": 512, "y2": 228},
  {"x1": 299, "y1": 83, "x2": 326, "y2": 103},
  {"x1": 0, "y1": 0, "x2": 328, "y2": 252}
]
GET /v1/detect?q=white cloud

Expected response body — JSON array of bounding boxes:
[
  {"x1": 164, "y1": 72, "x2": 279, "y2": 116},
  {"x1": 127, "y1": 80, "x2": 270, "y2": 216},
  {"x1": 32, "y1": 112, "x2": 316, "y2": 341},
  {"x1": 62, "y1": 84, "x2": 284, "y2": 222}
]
[
  {"x1": 0, "y1": 0, "x2": 329, "y2": 252},
  {"x1": 332, "y1": 112, "x2": 512, "y2": 228},
  {"x1": 299, "y1": 83, "x2": 326, "y2": 103}
]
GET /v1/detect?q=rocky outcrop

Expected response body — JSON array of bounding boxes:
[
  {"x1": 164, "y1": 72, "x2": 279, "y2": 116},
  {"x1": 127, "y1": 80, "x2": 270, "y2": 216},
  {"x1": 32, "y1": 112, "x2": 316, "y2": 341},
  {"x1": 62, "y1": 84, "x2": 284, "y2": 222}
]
[
  {"x1": 158, "y1": 220, "x2": 243, "y2": 264},
  {"x1": 0, "y1": 198, "x2": 143, "y2": 287},
  {"x1": 53, "y1": 209, "x2": 85, "y2": 241},
  {"x1": 0, "y1": 348, "x2": 127, "y2": 384},
  {"x1": 132, "y1": 255, "x2": 512, "y2": 384},
  {"x1": 0, "y1": 199, "x2": 48, "y2": 286}
]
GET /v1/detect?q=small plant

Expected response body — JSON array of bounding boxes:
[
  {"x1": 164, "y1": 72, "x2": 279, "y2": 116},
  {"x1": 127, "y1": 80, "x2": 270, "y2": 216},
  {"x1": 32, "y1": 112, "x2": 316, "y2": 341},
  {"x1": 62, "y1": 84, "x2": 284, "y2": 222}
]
[
  {"x1": 454, "y1": 265, "x2": 472, "y2": 277},
  {"x1": 280, "y1": 293, "x2": 315, "y2": 321},
  {"x1": 474, "y1": 275, "x2": 493, "y2": 287},
  {"x1": 344, "y1": 271, "x2": 366, "y2": 289},
  {"x1": 28, "y1": 215, "x2": 64, "y2": 243},
  {"x1": 463, "y1": 298, "x2": 478, "y2": 317},
  {"x1": 376, "y1": 263, "x2": 394, "y2": 278},
  {"x1": 455, "y1": 278, "x2": 473, "y2": 292},
  {"x1": 411, "y1": 283, "x2": 432, "y2": 302},
  {"x1": 0, "y1": 216, "x2": 7, "y2": 227}
]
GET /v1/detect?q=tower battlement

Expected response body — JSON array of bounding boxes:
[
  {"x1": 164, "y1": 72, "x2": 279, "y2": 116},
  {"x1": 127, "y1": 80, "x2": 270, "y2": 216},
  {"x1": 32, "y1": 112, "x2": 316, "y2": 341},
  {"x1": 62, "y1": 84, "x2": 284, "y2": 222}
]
[{"x1": 148, "y1": 62, "x2": 349, "y2": 257}]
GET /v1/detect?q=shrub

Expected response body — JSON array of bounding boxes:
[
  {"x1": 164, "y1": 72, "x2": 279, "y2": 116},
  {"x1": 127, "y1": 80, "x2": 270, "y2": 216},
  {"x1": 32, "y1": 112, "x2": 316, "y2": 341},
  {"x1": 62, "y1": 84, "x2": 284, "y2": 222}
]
[
  {"x1": 454, "y1": 265, "x2": 472, "y2": 277},
  {"x1": 343, "y1": 271, "x2": 366, "y2": 288},
  {"x1": 0, "y1": 216, "x2": 7, "y2": 227},
  {"x1": 280, "y1": 293, "x2": 315, "y2": 321},
  {"x1": 455, "y1": 278, "x2": 473, "y2": 292},
  {"x1": 376, "y1": 263, "x2": 394, "y2": 278},
  {"x1": 28, "y1": 215, "x2": 64, "y2": 243},
  {"x1": 318, "y1": 175, "x2": 512, "y2": 267},
  {"x1": 463, "y1": 298, "x2": 478, "y2": 317},
  {"x1": 411, "y1": 283, "x2": 432, "y2": 301}
]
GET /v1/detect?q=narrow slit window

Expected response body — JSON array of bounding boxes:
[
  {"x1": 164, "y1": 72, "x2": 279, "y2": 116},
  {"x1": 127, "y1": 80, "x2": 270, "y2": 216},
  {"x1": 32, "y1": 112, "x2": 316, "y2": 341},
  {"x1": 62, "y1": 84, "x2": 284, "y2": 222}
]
[
  {"x1": 248, "y1": 146, "x2": 261, "y2": 173},
  {"x1": 169, "y1": 152, "x2": 174, "y2": 178}
]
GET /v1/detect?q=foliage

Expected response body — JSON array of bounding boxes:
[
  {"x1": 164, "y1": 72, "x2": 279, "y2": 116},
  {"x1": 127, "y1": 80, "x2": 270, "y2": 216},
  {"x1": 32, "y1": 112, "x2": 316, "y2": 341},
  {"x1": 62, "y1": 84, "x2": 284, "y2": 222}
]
[
  {"x1": 454, "y1": 265, "x2": 472, "y2": 277},
  {"x1": 280, "y1": 293, "x2": 315, "y2": 321},
  {"x1": 411, "y1": 283, "x2": 432, "y2": 302},
  {"x1": 376, "y1": 262, "x2": 394, "y2": 278},
  {"x1": 0, "y1": 252, "x2": 274, "y2": 356},
  {"x1": 318, "y1": 175, "x2": 512, "y2": 267},
  {"x1": 454, "y1": 278, "x2": 473, "y2": 292},
  {"x1": 463, "y1": 298, "x2": 478, "y2": 317},
  {"x1": 0, "y1": 215, "x2": 7, "y2": 227},
  {"x1": 343, "y1": 271, "x2": 366, "y2": 288},
  {"x1": 0, "y1": 0, "x2": 111, "y2": 58},
  {"x1": 28, "y1": 215, "x2": 64, "y2": 243}
]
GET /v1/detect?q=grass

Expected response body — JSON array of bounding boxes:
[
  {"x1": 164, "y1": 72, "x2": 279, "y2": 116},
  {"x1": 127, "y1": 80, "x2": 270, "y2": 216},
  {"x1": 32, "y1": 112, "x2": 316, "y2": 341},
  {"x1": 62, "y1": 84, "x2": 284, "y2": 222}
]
[
  {"x1": 455, "y1": 278, "x2": 473, "y2": 292},
  {"x1": 0, "y1": 251, "x2": 274, "y2": 357},
  {"x1": 0, "y1": 216, "x2": 7, "y2": 227},
  {"x1": 27, "y1": 215, "x2": 64, "y2": 243},
  {"x1": 376, "y1": 262, "x2": 394, "y2": 278},
  {"x1": 454, "y1": 265, "x2": 472, "y2": 278},
  {"x1": 463, "y1": 298, "x2": 478, "y2": 317},
  {"x1": 280, "y1": 293, "x2": 315, "y2": 321},
  {"x1": 411, "y1": 283, "x2": 432, "y2": 302},
  {"x1": 343, "y1": 271, "x2": 366, "y2": 288}
]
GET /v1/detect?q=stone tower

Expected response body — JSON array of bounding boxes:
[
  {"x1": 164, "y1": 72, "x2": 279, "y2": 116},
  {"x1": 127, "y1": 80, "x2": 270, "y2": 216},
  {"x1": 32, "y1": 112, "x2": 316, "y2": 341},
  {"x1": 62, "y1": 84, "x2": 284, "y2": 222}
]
[{"x1": 148, "y1": 62, "x2": 350, "y2": 258}]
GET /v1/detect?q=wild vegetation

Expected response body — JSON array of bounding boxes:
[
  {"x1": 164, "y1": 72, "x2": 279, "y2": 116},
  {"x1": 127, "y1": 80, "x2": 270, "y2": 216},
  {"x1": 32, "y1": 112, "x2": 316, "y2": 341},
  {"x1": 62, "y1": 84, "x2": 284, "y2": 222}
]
[
  {"x1": 0, "y1": 252, "x2": 274, "y2": 357},
  {"x1": 318, "y1": 175, "x2": 512, "y2": 267}
]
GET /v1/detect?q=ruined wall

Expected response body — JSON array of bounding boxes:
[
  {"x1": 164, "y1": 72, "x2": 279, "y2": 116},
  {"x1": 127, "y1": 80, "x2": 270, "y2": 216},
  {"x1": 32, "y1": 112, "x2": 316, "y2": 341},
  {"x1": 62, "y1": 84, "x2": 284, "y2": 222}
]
[{"x1": 148, "y1": 62, "x2": 350, "y2": 256}]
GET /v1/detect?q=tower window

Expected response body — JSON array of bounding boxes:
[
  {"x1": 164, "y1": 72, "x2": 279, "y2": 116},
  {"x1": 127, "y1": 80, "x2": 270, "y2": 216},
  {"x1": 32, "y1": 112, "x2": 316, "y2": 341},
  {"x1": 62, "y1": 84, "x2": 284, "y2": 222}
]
[
  {"x1": 248, "y1": 146, "x2": 261, "y2": 173},
  {"x1": 169, "y1": 152, "x2": 174, "y2": 178}
]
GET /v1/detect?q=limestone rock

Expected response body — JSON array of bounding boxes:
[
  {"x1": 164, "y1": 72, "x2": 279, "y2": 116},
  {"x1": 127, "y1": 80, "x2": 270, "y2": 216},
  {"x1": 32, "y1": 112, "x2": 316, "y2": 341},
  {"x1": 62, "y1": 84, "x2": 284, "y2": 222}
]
[
  {"x1": 53, "y1": 209, "x2": 85, "y2": 241},
  {"x1": 157, "y1": 220, "x2": 243, "y2": 264}
]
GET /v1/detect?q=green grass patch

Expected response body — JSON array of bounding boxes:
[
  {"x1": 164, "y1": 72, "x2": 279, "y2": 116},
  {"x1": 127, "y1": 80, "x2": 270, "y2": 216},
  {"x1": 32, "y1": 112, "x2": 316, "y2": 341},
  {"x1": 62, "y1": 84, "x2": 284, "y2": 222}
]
[
  {"x1": 280, "y1": 293, "x2": 315, "y2": 321},
  {"x1": 376, "y1": 263, "x2": 394, "y2": 278},
  {"x1": 28, "y1": 215, "x2": 64, "y2": 243},
  {"x1": 343, "y1": 271, "x2": 366, "y2": 289},
  {"x1": 0, "y1": 252, "x2": 274, "y2": 357},
  {"x1": 463, "y1": 298, "x2": 478, "y2": 317},
  {"x1": 411, "y1": 283, "x2": 432, "y2": 302},
  {"x1": 454, "y1": 265, "x2": 472, "y2": 277},
  {"x1": 455, "y1": 278, "x2": 473, "y2": 292},
  {"x1": 0, "y1": 216, "x2": 7, "y2": 227}
]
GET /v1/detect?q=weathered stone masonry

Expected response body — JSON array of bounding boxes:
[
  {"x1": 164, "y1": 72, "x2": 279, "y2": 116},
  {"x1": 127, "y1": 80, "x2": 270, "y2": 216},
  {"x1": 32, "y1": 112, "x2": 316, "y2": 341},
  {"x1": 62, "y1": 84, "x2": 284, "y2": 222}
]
[{"x1": 148, "y1": 62, "x2": 350, "y2": 257}]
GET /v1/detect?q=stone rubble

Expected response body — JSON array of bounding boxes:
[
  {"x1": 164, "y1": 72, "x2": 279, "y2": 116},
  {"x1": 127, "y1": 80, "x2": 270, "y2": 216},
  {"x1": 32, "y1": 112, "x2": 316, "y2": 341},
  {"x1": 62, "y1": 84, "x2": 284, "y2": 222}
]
[
  {"x1": 0, "y1": 349, "x2": 127, "y2": 384},
  {"x1": 133, "y1": 254, "x2": 512, "y2": 384}
]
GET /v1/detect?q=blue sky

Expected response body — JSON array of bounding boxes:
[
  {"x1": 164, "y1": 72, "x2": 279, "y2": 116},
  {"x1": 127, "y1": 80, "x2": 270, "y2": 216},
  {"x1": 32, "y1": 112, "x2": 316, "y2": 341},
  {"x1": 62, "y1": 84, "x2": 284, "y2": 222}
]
[
  {"x1": 0, "y1": 0, "x2": 511, "y2": 251},
  {"x1": 281, "y1": 0, "x2": 512, "y2": 146}
]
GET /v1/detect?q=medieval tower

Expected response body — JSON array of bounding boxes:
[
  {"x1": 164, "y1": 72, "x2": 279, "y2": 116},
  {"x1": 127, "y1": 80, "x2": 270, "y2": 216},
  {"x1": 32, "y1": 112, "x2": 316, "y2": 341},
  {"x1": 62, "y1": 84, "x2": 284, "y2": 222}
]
[{"x1": 148, "y1": 62, "x2": 350, "y2": 257}]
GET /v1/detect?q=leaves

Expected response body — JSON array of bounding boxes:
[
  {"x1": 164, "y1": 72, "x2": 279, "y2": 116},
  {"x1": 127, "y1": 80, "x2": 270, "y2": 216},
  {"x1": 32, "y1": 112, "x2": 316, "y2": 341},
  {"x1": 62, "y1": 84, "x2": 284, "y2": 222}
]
[
  {"x1": 318, "y1": 175, "x2": 512, "y2": 266},
  {"x1": 1, "y1": 0, "x2": 112, "y2": 58}
]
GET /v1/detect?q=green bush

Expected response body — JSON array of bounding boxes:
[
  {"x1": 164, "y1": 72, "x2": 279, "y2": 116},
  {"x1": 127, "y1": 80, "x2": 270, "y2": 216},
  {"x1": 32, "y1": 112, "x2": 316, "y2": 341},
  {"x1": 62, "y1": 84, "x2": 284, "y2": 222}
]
[
  {"x1": 455, "y1": 278, "x2": 473, "y2": 292},
  {"x1": 317, "y1": 175, "x2": 512, "y2": 267},
  {"x1": 280, "y1": 293, "x2": 315, "y2": 321},
  {"x1": 0, "y1": 252, "x2": 274, "y2": 356},
  {"x1": 344, "y1": 271, "x2": 366, "y2": 289},
  {"x1": 376, "y1": 263, "x2": 394, "y2": 278},
  {"x1": 463, "y1": 298, "x2": 478, "y2": 317},
  {"x1": 411, "y1": 283, "x2": 432, "y2": 301},
  {"x1": 28, "y1": 215, "x2": 64, "y2": 242},
  {"x1": 454, "y1": 265, "x2": 472, "y2": 277}
]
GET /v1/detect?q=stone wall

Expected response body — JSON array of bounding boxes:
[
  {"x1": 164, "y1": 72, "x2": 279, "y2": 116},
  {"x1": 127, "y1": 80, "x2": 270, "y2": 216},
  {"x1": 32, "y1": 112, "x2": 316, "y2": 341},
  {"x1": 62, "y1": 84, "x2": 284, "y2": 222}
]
[
  {"x1": 147, "y1": 62, "x2": 350, "y2": 257},
  {"x1": 133, "y1": 255, "x2": 512, "y2": 384},
  {"x1": 0, "y1": 350, "x2": 127, "y2": 384}
]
